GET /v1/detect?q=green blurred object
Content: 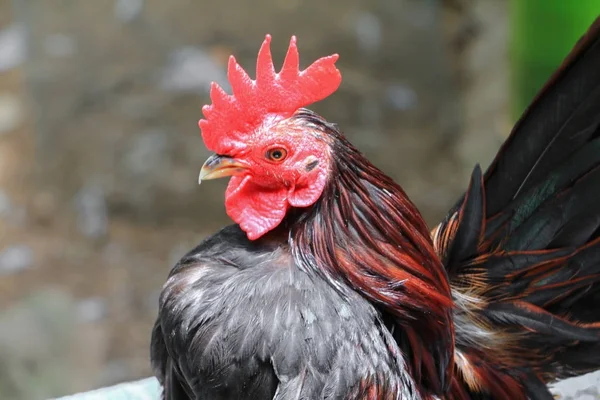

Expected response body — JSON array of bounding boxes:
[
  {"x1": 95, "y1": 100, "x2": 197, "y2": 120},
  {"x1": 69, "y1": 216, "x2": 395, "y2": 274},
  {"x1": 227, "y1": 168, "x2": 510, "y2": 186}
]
[
  {"x1": 52, "y1": 378, "x2": 160, "y2": 400},
  {"x1": 510, "y1": 1, "x2": 600, "y2": 119}
]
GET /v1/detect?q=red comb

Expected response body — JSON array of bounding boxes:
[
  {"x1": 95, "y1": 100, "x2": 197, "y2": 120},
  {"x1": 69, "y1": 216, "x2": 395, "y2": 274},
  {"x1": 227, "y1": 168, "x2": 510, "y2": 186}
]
[{"x1": 199, "y1": 35, "x2": 342, "y2": 153}]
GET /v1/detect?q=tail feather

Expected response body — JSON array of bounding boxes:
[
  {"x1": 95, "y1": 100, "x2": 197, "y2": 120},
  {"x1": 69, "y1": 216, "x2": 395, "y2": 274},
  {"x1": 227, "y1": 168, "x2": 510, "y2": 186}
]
[
  {"x1": 432, "y1": 15, "x2": 600, "y2": 399},
  {"x1": 484, "y1": 19, "x2": 600, "y2": 216},
  {"x1": 486, "y1": 136, "x2": 600, "y2": 250},
  {"x1": 483, "y1": 301, "x2": 600, "y2": 342},
  {"x1": 505, "y1": 165, "x2": 600, "y2": 251}
]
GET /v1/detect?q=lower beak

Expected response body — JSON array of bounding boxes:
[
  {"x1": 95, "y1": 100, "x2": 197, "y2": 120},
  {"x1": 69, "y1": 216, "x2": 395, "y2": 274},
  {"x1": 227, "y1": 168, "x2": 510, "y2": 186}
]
[{"x1": 199, "y1": 154, "x2": 247, "y2": 183}]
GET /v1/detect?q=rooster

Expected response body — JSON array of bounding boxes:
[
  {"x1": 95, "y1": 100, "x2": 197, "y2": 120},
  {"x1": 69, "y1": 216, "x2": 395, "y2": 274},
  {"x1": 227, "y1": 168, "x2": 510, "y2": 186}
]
[{"x1": 151, "y1": 16, "x2": 600, "y2": 400}]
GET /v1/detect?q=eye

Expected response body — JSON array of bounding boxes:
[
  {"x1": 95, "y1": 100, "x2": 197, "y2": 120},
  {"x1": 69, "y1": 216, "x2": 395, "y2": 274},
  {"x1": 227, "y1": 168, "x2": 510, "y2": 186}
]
[{"x1": 265, "y1": 147, "x2": 288, "y2": 163}]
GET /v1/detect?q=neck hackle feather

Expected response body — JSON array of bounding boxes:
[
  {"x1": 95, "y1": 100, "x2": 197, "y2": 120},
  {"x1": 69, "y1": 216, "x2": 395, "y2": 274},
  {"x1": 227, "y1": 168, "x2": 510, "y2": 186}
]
[{"x1": 288, "y1": 112, "x2": 455, "y2": 397}]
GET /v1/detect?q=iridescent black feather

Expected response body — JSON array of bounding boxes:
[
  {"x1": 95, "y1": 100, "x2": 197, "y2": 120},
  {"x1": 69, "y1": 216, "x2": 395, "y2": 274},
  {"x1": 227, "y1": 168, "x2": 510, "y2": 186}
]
[{"x1": 432, "y1": 16, "x2": 600, "y2": 400}]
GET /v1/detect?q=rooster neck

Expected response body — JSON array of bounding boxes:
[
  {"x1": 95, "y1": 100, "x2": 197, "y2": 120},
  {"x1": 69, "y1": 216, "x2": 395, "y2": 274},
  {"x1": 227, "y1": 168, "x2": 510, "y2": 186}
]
[{"x1": 287, "y1": 130, "x2": 455, "y2": 396}]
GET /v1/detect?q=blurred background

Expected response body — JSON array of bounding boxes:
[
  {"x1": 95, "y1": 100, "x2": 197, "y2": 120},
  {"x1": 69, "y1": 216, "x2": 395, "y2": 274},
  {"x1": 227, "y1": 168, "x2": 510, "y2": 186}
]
[{"x1": 0, "y1": 0, "x2": 598, "y2": 399}]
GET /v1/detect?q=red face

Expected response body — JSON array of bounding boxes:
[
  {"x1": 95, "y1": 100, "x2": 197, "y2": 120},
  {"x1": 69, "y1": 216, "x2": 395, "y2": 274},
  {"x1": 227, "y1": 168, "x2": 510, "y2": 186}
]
[
  {"x1": 198, "y1": 35, "x2": 342, "y2": 239},
  {"x1": 199, "y1": 113, "x2": 331, "y2": 240}
]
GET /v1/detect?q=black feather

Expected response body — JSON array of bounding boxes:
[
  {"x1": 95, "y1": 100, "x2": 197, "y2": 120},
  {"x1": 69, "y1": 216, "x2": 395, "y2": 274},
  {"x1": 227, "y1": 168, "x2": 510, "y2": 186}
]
[
  {"x1": 484, "y1": 301, "x2": 600, "y2": 342},
  {"x1": 151, "y1": 225, "x2": 417, "y2": 399},
  {"x1": 521, "y1": 377, "x2": 555, "y2": 400},
  {"x1": 432, "y1": 15, "x2": 600, "y2": 396},
  {"x1": 484, "y1": 248, "x2": 572, "y2": 282},
  {"x1": 484, "y1": 21, "x2": 600, "y2": 216},
  {"x1": 446, "y1": 165, "x2": 485, "y2": 272},
  {"x1": 505, "y1": 165, "x2": 600, "y2": 251}
]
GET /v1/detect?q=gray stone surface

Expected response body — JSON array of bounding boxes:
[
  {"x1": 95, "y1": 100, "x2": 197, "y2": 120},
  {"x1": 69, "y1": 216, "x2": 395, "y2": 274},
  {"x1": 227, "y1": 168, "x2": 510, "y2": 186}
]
[{"x1": 553, "y1": 372, "x2": 600, "y2": 399}]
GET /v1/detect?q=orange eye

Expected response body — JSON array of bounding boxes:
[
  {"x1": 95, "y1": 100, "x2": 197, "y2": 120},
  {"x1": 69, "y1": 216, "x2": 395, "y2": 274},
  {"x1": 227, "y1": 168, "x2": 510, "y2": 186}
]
[{"x1": 265, "y1": 148, "x2": 287, "y2": 163}]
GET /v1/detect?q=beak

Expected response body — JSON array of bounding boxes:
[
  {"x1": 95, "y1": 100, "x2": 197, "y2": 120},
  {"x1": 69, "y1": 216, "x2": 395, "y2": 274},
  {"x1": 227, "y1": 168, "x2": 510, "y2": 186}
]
[{"x1": 199, "y1": 154, "x2": 247, "y2": 184}]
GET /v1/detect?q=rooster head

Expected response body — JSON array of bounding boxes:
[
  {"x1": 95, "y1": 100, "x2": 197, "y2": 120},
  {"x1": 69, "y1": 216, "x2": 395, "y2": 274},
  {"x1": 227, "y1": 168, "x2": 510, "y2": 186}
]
[{"x1": 198, "y1": 35, "x2": 342, "y2": 240}]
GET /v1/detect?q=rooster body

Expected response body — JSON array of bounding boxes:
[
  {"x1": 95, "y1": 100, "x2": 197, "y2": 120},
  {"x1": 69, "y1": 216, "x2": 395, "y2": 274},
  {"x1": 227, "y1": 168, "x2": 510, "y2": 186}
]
[
  {"x1": 152, "y1": 19, "x2": 600, "y2": 400},
  {"x1": 152, "y1": 224, "x2": 417, "y2": 399}
]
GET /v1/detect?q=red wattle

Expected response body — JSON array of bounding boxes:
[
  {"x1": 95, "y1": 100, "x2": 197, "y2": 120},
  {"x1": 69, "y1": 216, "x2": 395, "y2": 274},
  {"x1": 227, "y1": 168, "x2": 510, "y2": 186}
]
[{"x1": 225, "y1": 175, "x2": 289, "y2": 240}]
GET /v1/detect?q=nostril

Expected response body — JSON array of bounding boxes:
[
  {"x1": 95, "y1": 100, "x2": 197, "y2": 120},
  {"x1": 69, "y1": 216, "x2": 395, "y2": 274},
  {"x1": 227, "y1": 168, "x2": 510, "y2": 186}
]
[{"x1": 205, "y1": 154, "x2": 225, "y2": 168}]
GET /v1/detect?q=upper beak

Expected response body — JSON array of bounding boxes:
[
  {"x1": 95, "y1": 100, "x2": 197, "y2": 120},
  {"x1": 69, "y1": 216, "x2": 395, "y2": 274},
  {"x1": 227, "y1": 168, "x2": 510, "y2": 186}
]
[{"x1": 199, "y1": 154, "x2": 247, "y2": 184}]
